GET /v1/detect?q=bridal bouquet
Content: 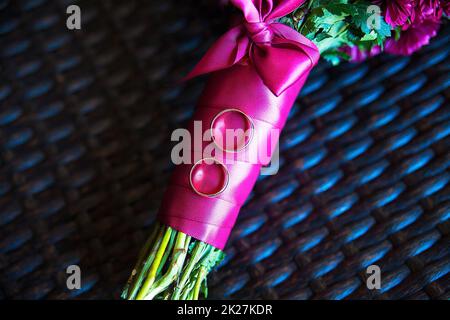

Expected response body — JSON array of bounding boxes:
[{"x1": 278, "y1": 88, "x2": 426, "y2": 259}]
[{"x1": 122, "y1": 0, "x2": 448, "y2": 300}]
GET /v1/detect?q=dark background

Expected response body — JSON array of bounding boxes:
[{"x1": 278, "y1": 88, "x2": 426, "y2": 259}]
[{"x1": 0, "y1": 0, "x2": 449, "y2": 299}]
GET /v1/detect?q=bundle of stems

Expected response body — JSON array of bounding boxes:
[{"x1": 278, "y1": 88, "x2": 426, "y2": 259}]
[{"x1": 122, "y1": 222, "x2": 224, "y2": 300}]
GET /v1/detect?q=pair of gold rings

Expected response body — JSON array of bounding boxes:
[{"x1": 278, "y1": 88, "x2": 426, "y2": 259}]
[{"x1": 189, "y1": 108, "x2": 254, "y2": 198}]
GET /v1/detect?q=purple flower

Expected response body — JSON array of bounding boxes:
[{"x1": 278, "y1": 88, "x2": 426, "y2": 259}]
[
  {"x1": 385, "y1": 0, "x2": 444, "y2": 56},
  {"x1": 442, "y1": 0, "x2": 450, "y2": 16},
  {"x1": 373, "y1": 0, "x2": 416, "y2": 27},
  {"x1": 385, "y1": 17, "x2": 441, "y2": 55},
  {"x1": 415, "y1": 0, "x2": 443, "y2": 23},
  {"x1": 340, "y1": 45, "x2": 382, "y2": 62}
]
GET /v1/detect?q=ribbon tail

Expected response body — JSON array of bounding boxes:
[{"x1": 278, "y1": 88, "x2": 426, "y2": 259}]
[{"x1": 185, "y1": 26, "x2": 249, "y2": 80}]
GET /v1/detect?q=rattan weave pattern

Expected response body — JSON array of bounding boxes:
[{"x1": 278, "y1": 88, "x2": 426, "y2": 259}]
[{"x1": 0, "y1": 0, "x2": 449, "y2": 300}]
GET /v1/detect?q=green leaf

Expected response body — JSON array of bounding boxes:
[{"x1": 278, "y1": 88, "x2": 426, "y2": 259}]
[
  {"x1": 377, "y1": 17, "x2": 392, "y2": 37},
  {"x1": 281, "y1": 0, "x2": 394, "y2": 65},
  {"x1": 328, "y1": 20, "x2": 348, "y2": 37},
  {"x1": 394, "y1": 26, "x2": 402, "y2": 40},
  {"x1": 315, "y1": 36, "x2": 343, "y2": 53},
  {"x1": 361, "y1": 30, "x2": 377, "y2": 41}
]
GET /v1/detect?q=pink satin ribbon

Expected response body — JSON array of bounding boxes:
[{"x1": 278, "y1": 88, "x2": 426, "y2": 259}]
[{"x1": 158, "y1": 0, "x2": 319, "y2": 249}]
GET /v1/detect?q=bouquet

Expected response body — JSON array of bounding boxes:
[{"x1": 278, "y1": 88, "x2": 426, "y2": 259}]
[{"x1": 122, "y1": 0, "x2": 448, "y2": 300}]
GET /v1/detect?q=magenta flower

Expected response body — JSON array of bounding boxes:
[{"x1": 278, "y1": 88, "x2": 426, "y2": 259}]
[
  {"x1": 373, "y1": 0, "x2": 416, "y2": 27},
  {"x1": 442, "y1": 0, "x2": 450, "y2": 16},
  {"x1": 385, "y1": 0, "x2": 443, "y2": 56},
  {"x1": 415, "y1": 0, "x2": 443, "y2": 22},
  {"x1": 385, "y1": 17, "x2": 441, "y2": 55},
  {"x1": 340, "y1": 45, "x2": 382, "y2": 63}
]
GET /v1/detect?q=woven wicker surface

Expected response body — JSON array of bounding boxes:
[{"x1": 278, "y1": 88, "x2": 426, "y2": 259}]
[{"x1": 0, "y1": 0, "x2": 449, "y2": 300}]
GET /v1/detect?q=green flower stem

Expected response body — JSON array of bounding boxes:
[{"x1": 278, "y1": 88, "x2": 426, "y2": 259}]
[
  {"x1": 121, "y1": 222, "x2": 160, "y2": 299},
  {"x1": 193, "y1": 266, "x2": 207, "y2": 300},
  {"x1": 156, "y1": 230, "x2": 176, "y2": 277},
  {"x1": 127, "y1": 224, "x2": 164, "y2": 299},
  {"x1": 142, "y1": 233, "x2": 191, "y2": 300},
  {"x1": 136, "y1": 226, "x2": 172, "y2": 300},
  {"x1": 180, "y1": 280, "x2": 195, "y2": 300},
  {"x1": 172, "y1": 242, "x2": 207, "y2": 300}
]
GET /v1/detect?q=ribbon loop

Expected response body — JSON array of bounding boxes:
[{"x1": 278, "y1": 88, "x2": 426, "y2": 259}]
[{"x1": 186, "y1": 0, "x2": 319, "y2": 97}]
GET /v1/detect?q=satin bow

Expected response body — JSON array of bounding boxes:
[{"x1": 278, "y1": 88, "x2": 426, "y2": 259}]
[{"x1": 186, "y1": 0, "x2": 320, "y2": 96}]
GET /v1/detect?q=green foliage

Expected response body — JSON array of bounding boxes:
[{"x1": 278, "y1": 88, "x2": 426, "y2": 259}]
[{"x1": 281, "y1": 0, "x2": 392, "y2": 65}]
